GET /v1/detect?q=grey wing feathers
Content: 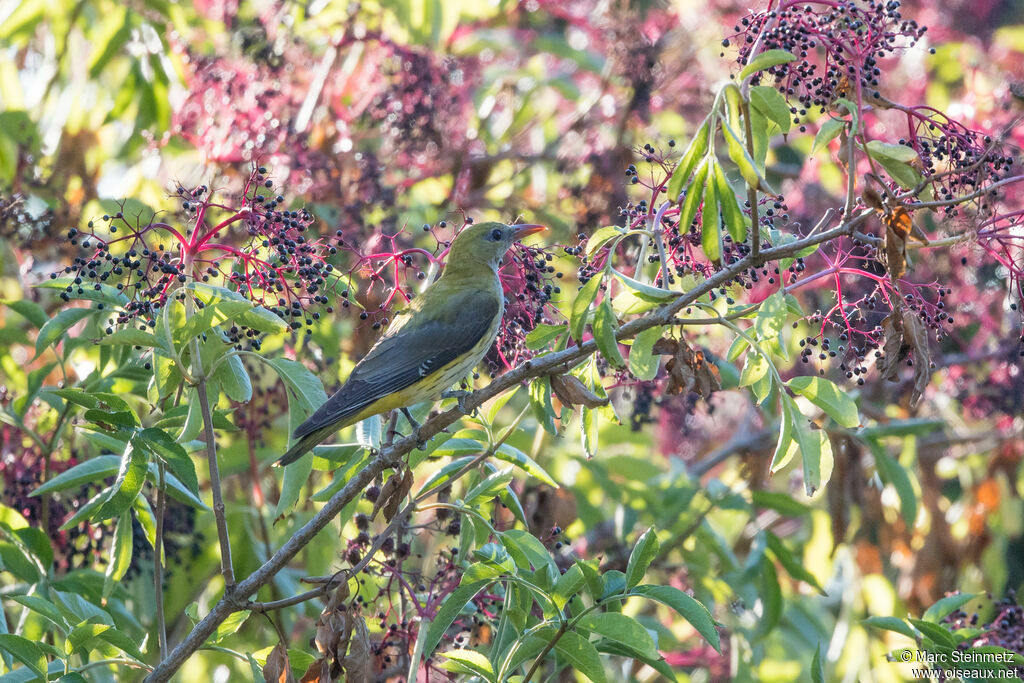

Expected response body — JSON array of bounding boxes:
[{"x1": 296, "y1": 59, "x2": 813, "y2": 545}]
[{"x1": 292, "y1": 294, "x2": 500, "y2": 440}]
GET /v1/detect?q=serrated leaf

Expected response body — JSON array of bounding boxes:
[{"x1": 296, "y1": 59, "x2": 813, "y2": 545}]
[{"x1": 713, "y1": 162, "x2": 747, "y2": 244}]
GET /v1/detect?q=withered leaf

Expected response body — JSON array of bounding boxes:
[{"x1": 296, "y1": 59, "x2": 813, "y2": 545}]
[
  {"x1": 382, "y1": 467, "x2": 414, "y2": 522},
  {"x1": 343, "y1": 615, "x2": 374, "y2": 683},
  {"x1": 550, "y1": 373, "x2": 609, "y2": 408},
  {"x1": 299, "y1": 657, "x2": 330, "y2": 683},
  {"x1": 370, "y1": 473, "x2": 401, "y2": 521},
  {"x1": 876, "y1": 309, "x2": 931, "y2": 407},
  {"x1": 263, "y1": 643, "x2": 296, "y2": 683},
  {"x1": 901, "y1": 308, "x2": 931, "y2": 407},
  {"x1": 652, "y1": 337, "x2": 721, "y2": 397}
]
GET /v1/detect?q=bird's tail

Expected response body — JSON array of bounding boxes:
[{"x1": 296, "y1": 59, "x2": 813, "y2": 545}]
[{"x1": 276, "y1": 424, "x2": 337, "y2": 466}]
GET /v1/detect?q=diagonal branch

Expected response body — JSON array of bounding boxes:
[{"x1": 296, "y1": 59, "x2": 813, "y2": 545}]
[{"x1": 144, "y1": 209, "x2": 870, "y2": 682}]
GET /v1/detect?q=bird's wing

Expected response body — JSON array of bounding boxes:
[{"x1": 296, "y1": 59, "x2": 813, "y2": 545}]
[{"x1": 293, "y1": 287, "x2": 501, "y2": 439}]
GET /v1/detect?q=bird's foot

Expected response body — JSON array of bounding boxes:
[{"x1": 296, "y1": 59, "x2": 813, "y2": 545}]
[
  {"x1": 400, "y1": 407, "x2": 422, "y2": 431},
  {"x1": 441, "y1": 389, "x2": 472, "y2": 415}
]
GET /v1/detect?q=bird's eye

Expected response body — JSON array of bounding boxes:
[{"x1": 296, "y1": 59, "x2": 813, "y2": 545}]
[{"x1": 490, "y1": 228, "x2": 503, "y2": 241}]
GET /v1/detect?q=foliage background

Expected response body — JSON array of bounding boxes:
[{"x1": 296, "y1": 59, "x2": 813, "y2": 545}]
[{"x1": 1, "y1": 0, "x2": 1024, "y2": 681}]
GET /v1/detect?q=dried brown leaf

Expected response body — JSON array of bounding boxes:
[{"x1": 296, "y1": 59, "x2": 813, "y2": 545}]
[
  {"x1": 343, "y1": 616, "x2": 374, "y2": 683},
  {"x1": 263, "y1": 643, "x2": 296, "y2": 683},
  {"x1": 901, "y1": 309, "x2": 931, "y2": 407},
  {"x1": 550, "y1": 373, "x2": 609, "y2": 408},
  {"x1": 370, "y1": 473, "x2": 400, "y2": 521},
  {"x1": 299, "y1": 657, "x2": 330, "y2": 683},
  {"x1": 656, "y1": 338, "x2": 721, "y2": 397}
]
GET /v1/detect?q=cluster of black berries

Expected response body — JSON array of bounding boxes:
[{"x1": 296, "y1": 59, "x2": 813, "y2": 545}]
[
  {"x1": 944, "y1": 594, "x2": 1024, "y2": 678},
  {"x1": 49, "y1": 167, "x2": 343, "y2": 348},
  {"x1": 728, "y1": 1, "x2": 926, "y2": 118},
  {"x1": 489, "y1": 245, "x2": 561, "y2": 370}
]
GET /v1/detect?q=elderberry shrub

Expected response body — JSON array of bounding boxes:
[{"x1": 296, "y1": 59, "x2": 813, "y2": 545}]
[{"x1": 50, "y1": 166, "x2": 343, "y2": 348}]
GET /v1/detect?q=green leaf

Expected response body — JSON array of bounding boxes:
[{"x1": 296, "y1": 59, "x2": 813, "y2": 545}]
[
  {"x1": 494, "y1": 444, "x2": 558, "y2": 488},
  {"x1": 811, "y1": 117, "x2": 847, "y2": 155},
  {"x1": 32, "y1": 455, "x2": 122, "y2": 496},
  {"x1": 214, "y1": 353, "x2": 253, "y2": 403},
  {"x1": 740, "y1": 351, "x2": 771, "y2": 403},
  {"x1": 525, "y1": 323, "x2": 566, "y2": 350},
  {"x1": 765, "y1": 531, "x2": 825, "y2": 594},
  {"x1": 577, "y1": 612, "x2": 658, "y2": 660},
  {"x1": 275, "y1": 454, "x2": 313, "y2": 518},
  {"x1": 632, "y1": 584, "x2": 720, "y2": 651},
  {"x1": 862, "y1": 616, "x2": 917, "y2": 640},
  {"x1": 439, "y1": 649, "x2": 495, "y2": 680},
  {"x1": 94, "y1": 441, "x2": 150, "y2": 521},
  {"x1": 700, "y1": 165, "x2": 721, "y2": 263},
  {"x1": 423, "y1": 580, "x2": 490, "y2": 656},
  {"x1": 553, "y1": 630, "x2": 607, "y2": 683},
  {"x1": 593, "y1": 299, "x2": 625, "y2": 368},
  {"x1": 0, "y1": 634, "x2": 46, "y2": 680},
  {"x1": 907, "y1": 618, "x2": 959, "y2": 648},
  {"x1": 4, "y1": 299, "x2": 47, "y2": 328},
  {"x1": 136, "y1": 428, "x2": 198, "y2": 497},
  {"x1": 756, "y1": 556, "x2": 782, "y2": 638},
  {"x1": 667, "y1": 117, "x2": 711, "y2": 201},
  {"x1": 610, "y1": 268, "x2": 677, "y2": 302},
  {"x1": 552, "y1": 563, "x2": 586, "y2": 610},
  {"x1": 787, "y1": 376, "x2": 859, "y2": 428},
  {"x1": 35, "y1": 308, "x2": 96, "y2": 358},
  {"x1": 266, "y1": 358, "x2": 328, "y2": 418},
  {"x1": 713, "y1": 162, "x2": 747, "y2": 244},
  {"x1": 873, "y1": 154, "x2": 924, "y2": 189},
  {"x1": 97, "y1": 328, "x2": 162, "y2": 349},
  {"x1": 586, "y1": 226, "x2": 626, "y2": 257},
  {"x1": 922, "y1": 593, "x2": 978, "y2": 623},
  {"x1": 178, "y1": 299, "x2": 254, "y2": 343},
  {"x1": 755, "y1": 290, "x2": 788, "y2": 340},
  {"x1": 103, "y1": 511, "x2": 134, "y2": 598},
  {"x1": 465, "y1": 467, "x2": 514, "y2": 504},
  {"x1": 749, "y1": 85, "x2": 791, "y2": 133},
  {"x1": 628, "y1": 326, "x2": 663, "y2": 381},
  {"x1": 207, "y1": 611, "x2": 251, "y2": 645},
  {"x1": 811, "y1": 643, "x2": 824, "y2": 683},
  {"x1": 529, "y1": 376, "x2": 558, "y2": 435},
  {"x1": 870, "y1": 444, "x2": 918, "y2": 527},
  {"x1": 625, "y1": 527, "x2": 659, "y2": 589},
  {"x1": 750, "y1": 490, "x2": 812, "y2": 516},
  {"x1": 676, "y1": 159, "x2": 709, "y2": 234},
  {"x1": 571, "y1": 272, "x2": 604, "y2": 343},
  {"x1": 770, "y1": 396, "x2": 797, "y2": 473},
  {"x1": 9, "y1": 596, "x2": 70, "y2": 632},
  {"x1": 739, "y1": 49, "x2": 796, "y2": 80},
  {"x1": 865, "y1": 140, "x2": 919, "y2": 163},
  {"x1": 36, "y1": 278, "x2": 128, "y2": 307}
]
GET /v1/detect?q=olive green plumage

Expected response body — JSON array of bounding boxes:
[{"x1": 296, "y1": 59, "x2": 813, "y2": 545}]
[{"x1": 277, "y1": 221, "x2": 545, "y2": 465}]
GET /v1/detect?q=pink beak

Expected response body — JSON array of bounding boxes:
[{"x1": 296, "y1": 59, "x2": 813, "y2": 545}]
[{"x1": 510, "y1": 224, "x2": 547, "y2": 240}]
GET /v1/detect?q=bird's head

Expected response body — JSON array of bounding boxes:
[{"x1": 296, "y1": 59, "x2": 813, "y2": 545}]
[{"x1": 442, "y1": 221, "x2": 547, "y2": 276}]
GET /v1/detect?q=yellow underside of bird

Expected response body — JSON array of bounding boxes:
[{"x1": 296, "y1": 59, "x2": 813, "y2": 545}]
[{"x1": 277, "y1": 319, "x2": 497, "y2": 464}]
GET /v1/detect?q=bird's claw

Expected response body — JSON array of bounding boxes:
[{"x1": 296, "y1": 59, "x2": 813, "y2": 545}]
[{"x1": 441, "y1": 389, "x2": 472, "y2": 415}]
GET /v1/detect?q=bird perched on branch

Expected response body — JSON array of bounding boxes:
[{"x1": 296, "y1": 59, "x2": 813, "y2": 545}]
[{"x1": 277, "y1": 222, "x2": 546, "y2": 465}]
